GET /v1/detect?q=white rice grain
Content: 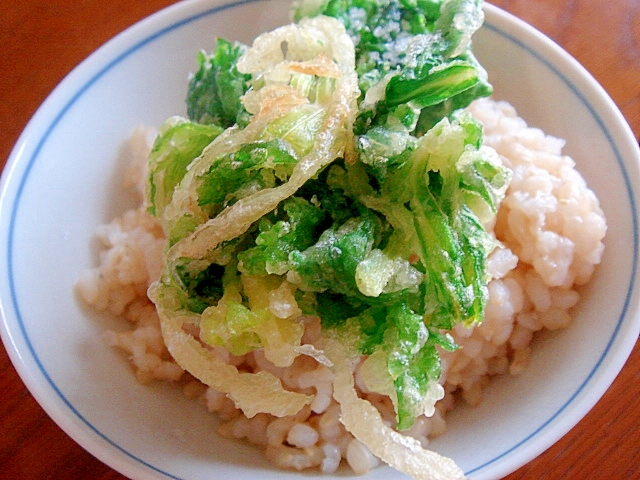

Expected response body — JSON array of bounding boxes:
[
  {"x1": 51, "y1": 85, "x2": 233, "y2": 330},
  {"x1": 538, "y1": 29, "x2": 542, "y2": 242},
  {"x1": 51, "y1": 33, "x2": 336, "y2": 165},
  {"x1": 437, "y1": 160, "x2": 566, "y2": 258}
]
[
  {"x1": 346, "y1": 438, "x2": 380, "y2": 475},
  {"x1": 287, "y1": 422, "x2": 320, "y2": 448}
]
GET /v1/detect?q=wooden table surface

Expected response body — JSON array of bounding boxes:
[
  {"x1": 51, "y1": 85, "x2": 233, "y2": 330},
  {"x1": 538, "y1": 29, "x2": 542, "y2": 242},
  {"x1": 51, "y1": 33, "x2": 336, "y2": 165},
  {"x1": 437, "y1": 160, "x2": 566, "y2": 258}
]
[{"x1": 1, "y1": 0, "x2": 639, "y2": 478}]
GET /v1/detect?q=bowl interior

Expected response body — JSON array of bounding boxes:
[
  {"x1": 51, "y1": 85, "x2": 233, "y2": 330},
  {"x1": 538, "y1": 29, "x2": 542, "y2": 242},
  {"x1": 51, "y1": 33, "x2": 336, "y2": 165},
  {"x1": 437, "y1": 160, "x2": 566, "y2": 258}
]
[{"x1": 1, "y1": 1, "x2": 638, "y2": 479}]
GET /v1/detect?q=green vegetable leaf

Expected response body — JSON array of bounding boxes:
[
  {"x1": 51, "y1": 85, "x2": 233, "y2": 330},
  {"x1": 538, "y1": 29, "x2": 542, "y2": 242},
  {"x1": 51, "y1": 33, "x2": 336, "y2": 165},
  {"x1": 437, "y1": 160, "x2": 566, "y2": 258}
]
[
  {"x1": 289, "y1": 210, "x2": 382, "y2": 296},
  {"x1": 147, "y1": 118, "x2": 222, "y2": 217},
  {"x1": 385, "y1": 302, "x2": 438, "y2": 430},
  {"x1": 186, "y1": 38, "x2": 251, "y2": 128},
  {"x1": 385, "y1": 63, "x2": 479, "y2": 108},
  {"x1": 195, "y1": 140, "x2": 299, "y2": 214},
  {"x1": 333, "y1": 300, "x2": 451, "y2": 430},
  {"x1": 383, "y1": 114, "x2": 509, "y2": 328},
  {"x1": 238, "y1": 197, "x2": 326, "y2": 276},
  {"x1": 173, "y1": 260, "x2": 229, "y2": 314}
]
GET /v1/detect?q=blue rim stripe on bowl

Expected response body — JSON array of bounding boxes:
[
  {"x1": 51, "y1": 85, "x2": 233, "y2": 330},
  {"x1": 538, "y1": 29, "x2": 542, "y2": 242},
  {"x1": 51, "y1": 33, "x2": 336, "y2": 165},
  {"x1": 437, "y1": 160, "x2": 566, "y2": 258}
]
[{"x1": 2, "y1": 1, "x2": 638, "y2": 479}]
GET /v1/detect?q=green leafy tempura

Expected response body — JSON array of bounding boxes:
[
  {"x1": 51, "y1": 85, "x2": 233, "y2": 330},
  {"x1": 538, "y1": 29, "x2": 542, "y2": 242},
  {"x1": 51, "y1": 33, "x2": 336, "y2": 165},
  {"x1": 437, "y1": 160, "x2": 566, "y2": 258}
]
[
  {"x1": 144, "y1": 1, "x2": 510, "y2": 476},
  {"x1": 186, "y1": 38, "x2": 252, "y2": 128}
]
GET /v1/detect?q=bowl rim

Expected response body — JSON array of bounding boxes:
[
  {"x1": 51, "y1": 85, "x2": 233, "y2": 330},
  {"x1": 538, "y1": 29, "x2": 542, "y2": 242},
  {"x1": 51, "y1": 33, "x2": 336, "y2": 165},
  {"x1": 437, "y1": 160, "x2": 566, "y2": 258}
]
[{"x1": 1, "y1": 1, "x2": 639, "y2": 479}]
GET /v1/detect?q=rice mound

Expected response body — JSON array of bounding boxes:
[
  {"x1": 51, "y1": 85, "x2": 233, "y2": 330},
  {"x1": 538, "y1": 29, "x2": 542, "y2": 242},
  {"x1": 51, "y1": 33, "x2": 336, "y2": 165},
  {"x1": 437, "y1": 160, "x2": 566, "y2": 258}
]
[{"x1": 76, "y1": 98, "x2": 606, "y2": 475}]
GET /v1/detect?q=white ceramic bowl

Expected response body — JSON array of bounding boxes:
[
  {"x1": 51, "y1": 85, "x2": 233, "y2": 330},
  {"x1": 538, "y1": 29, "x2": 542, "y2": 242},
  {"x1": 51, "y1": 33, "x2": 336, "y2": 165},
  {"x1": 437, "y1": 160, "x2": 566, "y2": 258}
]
[{"x1": 1, "y1": 1, "x2": 639, "y2": 479}]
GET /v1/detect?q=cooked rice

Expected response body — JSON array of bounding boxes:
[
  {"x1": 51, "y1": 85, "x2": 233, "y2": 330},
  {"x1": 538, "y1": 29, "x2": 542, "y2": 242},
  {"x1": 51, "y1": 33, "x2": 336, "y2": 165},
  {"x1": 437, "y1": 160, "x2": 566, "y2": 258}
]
[{"x1": 76, "y1": 98, "x2": 606, "y2": 475}]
